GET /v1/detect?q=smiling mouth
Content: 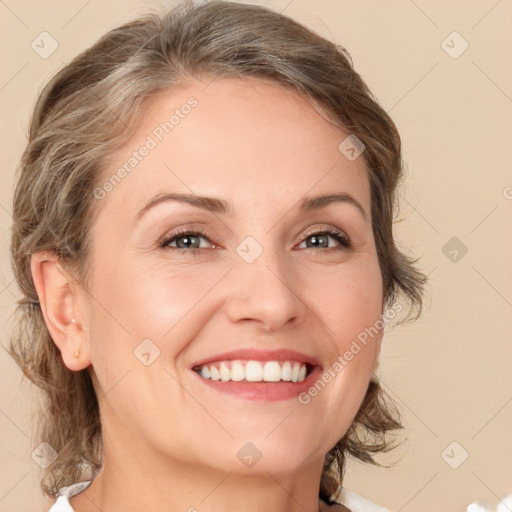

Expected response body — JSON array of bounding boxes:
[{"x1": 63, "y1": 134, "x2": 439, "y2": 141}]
[{"x1": 192, "y1": 360, "x2": 314, "y2": 383}]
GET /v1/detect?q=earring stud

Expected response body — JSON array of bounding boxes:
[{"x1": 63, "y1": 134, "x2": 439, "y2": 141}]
[{"x1": 71, "y1": 319, "x2": 80, "y2": 357}]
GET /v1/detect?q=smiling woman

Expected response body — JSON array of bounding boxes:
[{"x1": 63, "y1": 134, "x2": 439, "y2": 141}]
[{"x1": 8, "y1": 1, "x2": 426, "y2": 512}]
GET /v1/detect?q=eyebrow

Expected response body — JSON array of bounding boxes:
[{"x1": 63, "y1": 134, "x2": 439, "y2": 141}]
[
  {"x1": 135, "y1": 191, "x2": 368, "y2": 222},
  {"x1": 301, "y1": 193, "x2": 368, "y2": 220},
  {"x1": 135, "y1": 192, "x2": 231, "y2": 221}
]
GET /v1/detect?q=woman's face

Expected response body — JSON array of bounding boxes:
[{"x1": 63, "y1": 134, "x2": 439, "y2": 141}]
[{"x1": 82, "y1": 77, "x2": 383, "y2": 475}]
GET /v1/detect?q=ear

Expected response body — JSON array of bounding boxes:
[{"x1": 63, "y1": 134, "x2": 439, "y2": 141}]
[{"x1": 30, "y1": 251, "x2": 91, "y2": 371}]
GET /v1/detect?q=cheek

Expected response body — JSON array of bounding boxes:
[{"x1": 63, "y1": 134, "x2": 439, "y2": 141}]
[
  {"x1": 87, "y1": 259, "x2": 228, "y2": 378},
  {"x1": 300, "y1": 254, "x2": 383, "y2": 400},
  {"x1": 126, "y1": 263, "x2": 230, "y2": 334},
  {"x1": 304, "y1": 255, "x2": 383, "y2": 341},
  {"x1": 291, "y1": 258, "x2": 383, "y2": 454},
  {"x1": 91, "y1": 251, "x2": 220, "y2": 332}
]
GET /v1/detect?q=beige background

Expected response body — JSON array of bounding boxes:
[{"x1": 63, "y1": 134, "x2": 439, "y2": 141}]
[{"x1": 1, "y1": 1, "x2": 511, "y2": 511}]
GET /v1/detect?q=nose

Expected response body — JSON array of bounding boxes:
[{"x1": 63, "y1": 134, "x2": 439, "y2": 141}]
[{"x1": 224, "y1": 249, "x2": 306, "y2": 333}]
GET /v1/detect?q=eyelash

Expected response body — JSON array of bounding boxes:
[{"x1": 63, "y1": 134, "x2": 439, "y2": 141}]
[{"x1": 159, "y1": 227, "x2": 351, "y2": 254}]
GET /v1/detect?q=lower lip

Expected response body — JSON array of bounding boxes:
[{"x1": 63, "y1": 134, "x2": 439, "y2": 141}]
[{"x1": 192, "y1": 365, "x2": 323, "y2": 402}]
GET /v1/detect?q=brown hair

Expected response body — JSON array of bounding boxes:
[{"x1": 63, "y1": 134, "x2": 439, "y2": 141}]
[{"x1": 8, "y1": 0, "x2": 426, "y2": 502}]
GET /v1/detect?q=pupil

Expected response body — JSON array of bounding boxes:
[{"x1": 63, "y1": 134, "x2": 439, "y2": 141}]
[
  {"x1": 177, "y1": 235, "x2": 199, "y2": 249},
  {"x1": 309, "y1": 235, "x2": 328, "y2": 248}
]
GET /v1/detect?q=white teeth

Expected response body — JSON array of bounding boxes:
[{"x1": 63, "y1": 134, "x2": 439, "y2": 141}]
[
  {"x1": 219, "y1": 362, "x2": 230, "y2": 382},
  {"x1": 245, "y1": 360, "x2": 263, "y2": 382},
  {"x1": 210, "y1": 366, "x2": 221, "y2": 381},
  {"x1": 230, "y1": 361, "x2": 245, "y2": 381},
  {"x1": 281, "y1": 361, "x2": 292, "y2": 381},
  {"x1": 291, "y1": 362, "x2": 300, "y2": 382},
  {"x1": 263, "y1": 361, "x2": 281, "y2": 382},
  {"x1": 196, "y1": 360, "x2": 309, "y2": 383}
]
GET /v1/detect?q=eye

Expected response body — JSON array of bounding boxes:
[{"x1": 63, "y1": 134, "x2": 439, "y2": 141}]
[
  {"x1": 297, "y1": 228, "x2": 351, "y2": 250},
  {"x1": 159, "y1": 227, "x2": 351, "y2": 254},
  {"x1": 160, "y1": 229, "x2": 215, "y2": 252}
]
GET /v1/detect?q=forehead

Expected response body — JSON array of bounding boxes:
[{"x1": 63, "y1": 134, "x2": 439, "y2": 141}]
[{"x1": 95, "y1": 77, "x2": 370, "y2": 219}]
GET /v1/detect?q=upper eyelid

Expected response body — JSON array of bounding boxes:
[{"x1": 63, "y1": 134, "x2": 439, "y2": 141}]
[{"x1": 301, "y1": 226, "x2": 347, "y2": 237}]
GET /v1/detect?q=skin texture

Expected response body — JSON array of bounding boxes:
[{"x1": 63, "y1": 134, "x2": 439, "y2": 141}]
[{"x1": 32, "y1": 77, "x2": 384, "y2": 512}]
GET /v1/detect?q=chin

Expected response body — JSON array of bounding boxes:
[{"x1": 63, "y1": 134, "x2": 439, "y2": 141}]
[{"x1": 221, "y1": 434, "x2": 320, "y2": 475}]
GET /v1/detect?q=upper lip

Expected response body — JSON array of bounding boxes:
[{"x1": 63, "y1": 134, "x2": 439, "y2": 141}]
[{"x1": 191, "y1": 348, "x2": 322, "y2": 370}]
